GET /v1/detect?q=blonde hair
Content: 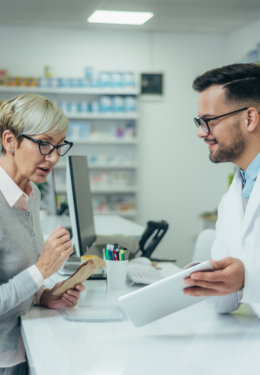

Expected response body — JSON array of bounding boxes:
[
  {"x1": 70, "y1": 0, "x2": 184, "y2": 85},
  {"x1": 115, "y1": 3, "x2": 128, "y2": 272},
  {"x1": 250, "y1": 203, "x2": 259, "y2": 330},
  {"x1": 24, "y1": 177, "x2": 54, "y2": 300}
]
[{"x1": 0, "y1": 93, "x2": 69, "y2": 154}]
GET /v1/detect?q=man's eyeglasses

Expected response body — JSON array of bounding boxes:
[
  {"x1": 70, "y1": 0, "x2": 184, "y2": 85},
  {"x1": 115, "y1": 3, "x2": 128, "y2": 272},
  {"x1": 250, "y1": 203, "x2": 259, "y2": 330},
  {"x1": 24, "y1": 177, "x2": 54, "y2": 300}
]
[
  {"x1": 21, "y1": 134, "x2": 73, "y2": 156},
  {"x1": 194, "y1": 107, "x2": 248, "y2": 134}
]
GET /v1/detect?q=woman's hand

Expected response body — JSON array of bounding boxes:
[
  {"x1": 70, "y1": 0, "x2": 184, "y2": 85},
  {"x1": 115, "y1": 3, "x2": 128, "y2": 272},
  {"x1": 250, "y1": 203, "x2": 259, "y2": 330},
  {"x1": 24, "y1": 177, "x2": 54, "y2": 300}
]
[
  {"x1": 35, "y1": 226, "x2": 73, "y2": 279},
  {"x1": 40, "y1": 282, "x2": 85, "y2": 310}
]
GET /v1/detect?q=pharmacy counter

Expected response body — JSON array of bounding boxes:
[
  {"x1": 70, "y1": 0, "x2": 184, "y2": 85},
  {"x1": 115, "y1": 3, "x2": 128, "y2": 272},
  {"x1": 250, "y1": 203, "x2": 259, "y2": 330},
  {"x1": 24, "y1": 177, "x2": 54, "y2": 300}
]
[{"x1": 21, "y1": 264, "x2": 260, "y2": 375}]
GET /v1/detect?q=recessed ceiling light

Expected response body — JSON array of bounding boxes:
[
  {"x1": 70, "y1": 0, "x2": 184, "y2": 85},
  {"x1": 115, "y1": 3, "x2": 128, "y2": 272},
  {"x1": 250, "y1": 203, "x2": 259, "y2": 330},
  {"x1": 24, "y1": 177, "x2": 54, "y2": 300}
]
[{"x1": 87, "y1": 10, "x2": 154, "y2": 25}]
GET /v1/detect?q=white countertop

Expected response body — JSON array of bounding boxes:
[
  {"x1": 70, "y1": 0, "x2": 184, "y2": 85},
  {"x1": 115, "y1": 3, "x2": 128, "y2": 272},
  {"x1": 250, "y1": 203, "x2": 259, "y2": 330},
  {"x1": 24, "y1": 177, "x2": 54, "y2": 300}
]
[
  {"x1": 22, "y1": 297, "x2": 260, "y2": 375},
  {"x1": 21, "y1": 264, "x2": 260, "y2": 375}
]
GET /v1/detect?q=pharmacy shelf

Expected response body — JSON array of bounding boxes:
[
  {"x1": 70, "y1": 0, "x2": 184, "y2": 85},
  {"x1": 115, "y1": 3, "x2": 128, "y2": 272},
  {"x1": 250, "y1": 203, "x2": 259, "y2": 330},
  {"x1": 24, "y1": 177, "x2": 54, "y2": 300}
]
[
  {"x1": 72, "y1": 139, "x2": 138, "y2": 145},
  {"x1": 91, "y1": 164, "x2": 137, "y2": 169},
  {"x1": 55, "y1": 164, "x2": 137, "y2": 170},
  {"x1": 56, "y1": 186, "x2": 137, "y2": 194},
  {"x1": 94, "y1": 210, "x2": 137, "y2": 217},
  {"x1": 0, "y1": 86, "x2": 139, "y2": 95},
  {"x1": 67, "y1": 113, "x2": 139, "y2": 120},
  {"x1": 92, "y1": 186, "x2": 137, "y2": 194},
  {"x1": 0, "y1": 84, "x2": 139, "y2": 217}
]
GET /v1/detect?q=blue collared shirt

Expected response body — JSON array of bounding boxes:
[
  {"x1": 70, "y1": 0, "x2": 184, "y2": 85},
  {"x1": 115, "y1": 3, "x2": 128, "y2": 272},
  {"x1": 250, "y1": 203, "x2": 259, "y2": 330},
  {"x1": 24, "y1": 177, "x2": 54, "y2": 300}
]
[{"x1": 239, "y1": 152, "x2": 260, "y2": 199}]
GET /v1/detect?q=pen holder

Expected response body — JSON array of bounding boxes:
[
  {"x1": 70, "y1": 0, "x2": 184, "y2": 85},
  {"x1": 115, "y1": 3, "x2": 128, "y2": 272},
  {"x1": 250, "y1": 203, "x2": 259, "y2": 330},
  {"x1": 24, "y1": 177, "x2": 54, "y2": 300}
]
[{"x1": 105, "y1": 260, "x2": 128, "y2": 291}]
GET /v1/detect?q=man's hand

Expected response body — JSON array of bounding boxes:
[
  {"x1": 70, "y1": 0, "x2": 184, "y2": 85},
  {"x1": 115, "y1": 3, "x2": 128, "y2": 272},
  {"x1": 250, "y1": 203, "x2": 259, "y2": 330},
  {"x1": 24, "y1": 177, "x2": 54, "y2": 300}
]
[
  {"x1": 40, "y1": 282, "x2": 85, "y2": 310},
  {"x1": 184, "y1": 257, "x2": 245, "y2": 297}
]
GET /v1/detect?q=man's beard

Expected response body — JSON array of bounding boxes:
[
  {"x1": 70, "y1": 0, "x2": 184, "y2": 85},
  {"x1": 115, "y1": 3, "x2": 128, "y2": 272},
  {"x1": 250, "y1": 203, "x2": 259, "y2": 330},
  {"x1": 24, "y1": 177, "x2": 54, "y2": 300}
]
[{"x1": 208, "y1": 123, "x2": 246, "y2": 164}]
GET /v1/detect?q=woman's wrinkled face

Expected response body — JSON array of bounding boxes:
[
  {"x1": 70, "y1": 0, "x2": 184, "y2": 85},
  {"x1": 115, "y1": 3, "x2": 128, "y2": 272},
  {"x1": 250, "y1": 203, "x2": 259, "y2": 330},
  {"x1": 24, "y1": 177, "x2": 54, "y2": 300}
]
[{"x1": 13, "y1": 131, "x2": 66, "y2": 185}]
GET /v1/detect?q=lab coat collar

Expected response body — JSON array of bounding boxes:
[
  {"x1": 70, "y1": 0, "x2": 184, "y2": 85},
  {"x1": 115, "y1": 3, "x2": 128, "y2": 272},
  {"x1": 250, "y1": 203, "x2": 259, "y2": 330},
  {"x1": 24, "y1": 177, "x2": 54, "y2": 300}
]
[{"x1": 242, "y1": 168, "x2": 260, "y2": 236}]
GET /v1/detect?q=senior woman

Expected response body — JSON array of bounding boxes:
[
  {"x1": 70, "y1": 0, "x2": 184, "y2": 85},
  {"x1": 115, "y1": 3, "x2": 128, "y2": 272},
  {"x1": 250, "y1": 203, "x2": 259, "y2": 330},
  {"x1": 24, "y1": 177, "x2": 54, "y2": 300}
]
[{"x1": 0, "y1": 93, "x2": 84, "y2": 375}]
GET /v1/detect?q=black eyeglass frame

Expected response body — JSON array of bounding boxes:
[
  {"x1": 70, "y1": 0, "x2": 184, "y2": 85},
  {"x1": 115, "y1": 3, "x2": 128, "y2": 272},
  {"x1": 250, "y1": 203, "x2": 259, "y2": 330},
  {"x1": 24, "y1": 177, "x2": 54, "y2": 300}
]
[
  {"x1": 21, "y1": 134, "x2": 73, "y2": 156},
  {"x1": 194, "y1": 107, "x2": 248, "y2": 134}
]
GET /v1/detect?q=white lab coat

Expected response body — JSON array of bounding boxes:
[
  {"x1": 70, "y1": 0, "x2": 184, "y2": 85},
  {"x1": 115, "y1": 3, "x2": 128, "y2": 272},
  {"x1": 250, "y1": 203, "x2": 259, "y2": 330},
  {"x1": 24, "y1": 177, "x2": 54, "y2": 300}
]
[{"x1": 210, "y1": 167, "x2": 260, "y2": 317}]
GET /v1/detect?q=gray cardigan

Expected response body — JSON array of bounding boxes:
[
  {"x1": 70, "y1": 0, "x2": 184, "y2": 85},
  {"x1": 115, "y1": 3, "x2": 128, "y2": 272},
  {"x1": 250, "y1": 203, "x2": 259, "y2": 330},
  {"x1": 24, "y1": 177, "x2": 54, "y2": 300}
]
[{"x1": 0, "y1": 183, "x2": 44, "y2": 352}]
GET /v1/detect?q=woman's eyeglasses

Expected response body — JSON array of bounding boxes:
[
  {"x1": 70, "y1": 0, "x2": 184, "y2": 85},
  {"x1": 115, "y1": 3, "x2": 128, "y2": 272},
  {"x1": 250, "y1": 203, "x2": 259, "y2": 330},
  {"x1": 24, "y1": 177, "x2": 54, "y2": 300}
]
[{"x1": 21, "y1": 134, "x2": 73, "y2": 156}]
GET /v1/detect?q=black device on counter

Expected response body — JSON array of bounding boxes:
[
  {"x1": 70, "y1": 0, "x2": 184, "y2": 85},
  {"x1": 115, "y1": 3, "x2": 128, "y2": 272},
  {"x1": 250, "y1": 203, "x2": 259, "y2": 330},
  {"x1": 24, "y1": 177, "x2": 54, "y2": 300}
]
[{"x1": 132, "y1": 220, "x2": 174, "y2": 262}]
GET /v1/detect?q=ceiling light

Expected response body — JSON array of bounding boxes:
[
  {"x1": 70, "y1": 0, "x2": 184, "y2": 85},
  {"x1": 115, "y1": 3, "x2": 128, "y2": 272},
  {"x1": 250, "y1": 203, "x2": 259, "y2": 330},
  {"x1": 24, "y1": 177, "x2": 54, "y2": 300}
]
[{"x1": 87, "y1": 10, "x2": 154, "y2": 25}]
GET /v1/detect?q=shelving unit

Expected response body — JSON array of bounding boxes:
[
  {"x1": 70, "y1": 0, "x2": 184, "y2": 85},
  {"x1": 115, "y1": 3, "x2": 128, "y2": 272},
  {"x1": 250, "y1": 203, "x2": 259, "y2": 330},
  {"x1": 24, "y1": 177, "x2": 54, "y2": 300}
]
[
  {"x1": 55, "y1": 163, "x2": 137, "y2": 170},
  {"x1": 0, "y1": 86, "x2": 138, "y2": 95},
  {"x1": 0, "y1": 85, "x2": 139, "y2": 218},
  {"x1": 55, "y1": 186, "x2": 138, "y2": 194},
  {"x1": 68, "y1": 113, "x2": 138, "y2": 120},
  {"x1": 72, "y1": 139, "x2": 138, "y2": 145}
]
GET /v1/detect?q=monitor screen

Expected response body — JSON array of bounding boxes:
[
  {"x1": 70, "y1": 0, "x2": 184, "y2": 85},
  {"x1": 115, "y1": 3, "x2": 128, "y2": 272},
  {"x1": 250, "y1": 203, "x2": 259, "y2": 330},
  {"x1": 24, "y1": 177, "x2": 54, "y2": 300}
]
[{"x1": 66, "y1": 155, "x2": 96, "y2": 257}]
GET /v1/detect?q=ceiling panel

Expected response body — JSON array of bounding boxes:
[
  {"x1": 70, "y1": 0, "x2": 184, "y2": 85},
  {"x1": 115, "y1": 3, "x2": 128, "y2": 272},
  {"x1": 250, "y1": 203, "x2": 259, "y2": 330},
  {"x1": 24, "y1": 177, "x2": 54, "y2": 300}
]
[{"x1": 0, "y1": 0, "x2": 260, "y2": 33}]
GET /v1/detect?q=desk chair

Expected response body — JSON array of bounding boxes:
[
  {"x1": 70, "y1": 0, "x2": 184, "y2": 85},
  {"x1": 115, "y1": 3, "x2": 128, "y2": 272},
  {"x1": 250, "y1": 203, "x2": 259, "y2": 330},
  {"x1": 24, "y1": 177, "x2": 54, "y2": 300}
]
[{"x1": 192, "y1": 229, "x2": 216, "y2": 262}]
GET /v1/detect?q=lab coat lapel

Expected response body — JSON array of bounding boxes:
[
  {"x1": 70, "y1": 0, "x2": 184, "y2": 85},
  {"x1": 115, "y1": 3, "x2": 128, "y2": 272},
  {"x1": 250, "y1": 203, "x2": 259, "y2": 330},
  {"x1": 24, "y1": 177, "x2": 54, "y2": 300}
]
[
  {"x1": 241, "y1": 171, "x2": 260, "y2": 236},
  {"x1": 224, "y1": 169, "x2": 244, "y2": 226},
  {"x1": 215, "y1": 169, "x2": 243, "y2": 253}
]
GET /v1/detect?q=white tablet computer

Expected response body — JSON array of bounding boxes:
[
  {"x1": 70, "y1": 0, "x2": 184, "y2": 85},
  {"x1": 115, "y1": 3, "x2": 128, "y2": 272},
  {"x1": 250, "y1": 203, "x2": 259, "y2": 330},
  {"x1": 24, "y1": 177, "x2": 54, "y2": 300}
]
[{"x1": 118, "y1": 260, "x2": 213, "y2": 327}]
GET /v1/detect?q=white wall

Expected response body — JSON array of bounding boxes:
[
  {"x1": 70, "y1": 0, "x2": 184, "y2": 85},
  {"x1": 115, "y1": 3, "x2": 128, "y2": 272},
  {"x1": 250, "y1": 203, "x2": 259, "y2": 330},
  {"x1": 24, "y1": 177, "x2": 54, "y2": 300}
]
[
  {"x1": 0, "y1": 25, "x2": 235, "y2": 266},
  {"x1": 0, "y1": 26, "x2": 151, "y2": 75},
  {"x1": 137, "y1": 32, "x2": 233, "y2": 265},
  {"x1": 227, "y1": 17, "x2": 260, "y2": 62}
]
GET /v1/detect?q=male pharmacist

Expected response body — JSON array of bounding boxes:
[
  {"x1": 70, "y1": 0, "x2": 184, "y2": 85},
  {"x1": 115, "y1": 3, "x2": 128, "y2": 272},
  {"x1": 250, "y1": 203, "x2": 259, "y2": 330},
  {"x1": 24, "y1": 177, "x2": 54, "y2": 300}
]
[{"x1": 184, "y1": 63, "x2": 260, "y2": 316}]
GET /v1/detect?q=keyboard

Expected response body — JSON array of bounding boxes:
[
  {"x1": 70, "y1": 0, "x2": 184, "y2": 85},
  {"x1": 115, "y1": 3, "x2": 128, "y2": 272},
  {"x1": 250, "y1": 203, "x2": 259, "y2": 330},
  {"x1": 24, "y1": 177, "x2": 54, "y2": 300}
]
[
  {"x1": 58, "y1": 261, "x2": 106, "y2": 279},
  {"x1": 127, "y1": 262, "x2": 162, "y2": 284}
]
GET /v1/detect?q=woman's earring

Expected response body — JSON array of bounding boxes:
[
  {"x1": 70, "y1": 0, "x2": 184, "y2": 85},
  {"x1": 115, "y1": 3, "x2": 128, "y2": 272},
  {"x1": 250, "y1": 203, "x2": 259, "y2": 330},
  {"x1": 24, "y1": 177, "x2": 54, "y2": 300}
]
[{"x1": 10, "y1": 149, "x2": 14, "y2": 155}]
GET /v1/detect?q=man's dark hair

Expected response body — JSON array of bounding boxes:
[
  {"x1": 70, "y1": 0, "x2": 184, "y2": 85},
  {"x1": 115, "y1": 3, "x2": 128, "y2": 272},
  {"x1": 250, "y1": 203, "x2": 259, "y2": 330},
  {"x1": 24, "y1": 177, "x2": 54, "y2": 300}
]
[{"x1": 192, "y1": 63, "x2": 260, "y2": 103}]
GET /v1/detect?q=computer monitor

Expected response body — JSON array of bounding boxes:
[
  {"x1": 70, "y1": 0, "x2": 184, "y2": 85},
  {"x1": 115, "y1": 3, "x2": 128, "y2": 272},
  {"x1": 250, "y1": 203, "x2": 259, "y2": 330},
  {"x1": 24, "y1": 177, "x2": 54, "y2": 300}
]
[
  {"x1": 66, "y1": 155, "x2": 97, "y2": 257},
  {"x1": 40, "y1": 170, "x2": 57, "y2": 215}
]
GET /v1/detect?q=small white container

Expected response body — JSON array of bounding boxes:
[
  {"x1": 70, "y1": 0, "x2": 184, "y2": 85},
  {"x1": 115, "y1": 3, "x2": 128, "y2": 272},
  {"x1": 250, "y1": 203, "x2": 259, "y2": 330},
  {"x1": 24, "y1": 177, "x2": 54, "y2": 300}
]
[{"x1": 105, "y1": 260, "x2": 128, "y2": 291}]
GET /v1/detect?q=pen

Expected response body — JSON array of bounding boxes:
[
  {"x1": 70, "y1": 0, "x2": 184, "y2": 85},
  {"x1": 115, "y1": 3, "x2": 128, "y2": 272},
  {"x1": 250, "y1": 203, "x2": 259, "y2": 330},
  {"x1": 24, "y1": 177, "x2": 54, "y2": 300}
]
[
  {"x1": 105, "y1": 248, "x2": 110, "y2": 260},
  {"x1": 113, "y1": 249, "x2": 118, "y2": 261},
  {"x1": 104, "y1": 244, "x2": 128, "y2": 261},
  {"x1": 119, "y1": 249, "x2": 125, "y2": 260},
  {"x1": 105, "y1": 244, "x2": 114, "y2": 260}
]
